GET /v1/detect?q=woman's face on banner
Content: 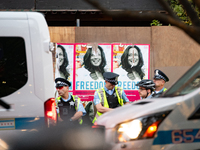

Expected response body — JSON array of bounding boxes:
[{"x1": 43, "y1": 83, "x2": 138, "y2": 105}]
[
  {"x1": 128, "y1": 47, "x2": 139, "y2": 67},
  {"x1": 90, "y1": 48, "x2": 102, "y2": 66},
  {"x1": 57, "y1": 47, "x2": 64, "y2": 66}
]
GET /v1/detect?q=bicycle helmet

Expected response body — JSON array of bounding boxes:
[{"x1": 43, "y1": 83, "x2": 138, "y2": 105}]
[{"x1": 136, "y1": 79, "x2": 155, "y2": 91}]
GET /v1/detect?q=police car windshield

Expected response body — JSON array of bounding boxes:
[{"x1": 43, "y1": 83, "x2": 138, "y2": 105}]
[{"x1": 164, "y1": 59, "x2": 200, "y2": 97}]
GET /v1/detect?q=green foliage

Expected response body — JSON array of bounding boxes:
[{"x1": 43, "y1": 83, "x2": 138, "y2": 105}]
[
  {"x1": 169, "y1": 0, "x2": 199, "y2": 25},
  {"x1": 150, "y1": 0, "x2": 200, "y2": 26},
  {"x1": 150, "y1": 20, "x2": 163, "y2": 26}
]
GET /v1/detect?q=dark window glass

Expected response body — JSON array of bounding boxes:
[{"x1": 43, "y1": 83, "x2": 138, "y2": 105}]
[
  {"x1": 0, "y1": 37, "x2": 28, "y2": 97},
  {"x1": 188, "y1": 103, "x2": 200, "y2": 120},
  {"x1": 163, "y1": 59, "x2": 200, "y2": 97}
]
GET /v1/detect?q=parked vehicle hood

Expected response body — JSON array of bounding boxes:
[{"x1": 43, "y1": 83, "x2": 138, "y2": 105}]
[{"x1": 96, "y1": 96, "x2": 184, "y2": 128}]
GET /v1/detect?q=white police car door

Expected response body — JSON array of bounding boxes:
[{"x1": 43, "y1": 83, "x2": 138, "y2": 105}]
[{"x1": 152, "y1": 60, "x2": 200, "y2": 150}]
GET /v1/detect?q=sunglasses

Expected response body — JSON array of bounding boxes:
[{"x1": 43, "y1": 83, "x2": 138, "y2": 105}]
[{"x1": 56, "y1": 86, "x2": 64, "y2": 90}]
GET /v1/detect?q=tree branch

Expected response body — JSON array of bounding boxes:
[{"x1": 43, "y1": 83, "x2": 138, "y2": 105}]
[
  {"x1": 193, "y1": 0, "x2": 200, "y2": 13},
  {"x1": 83, "y1": 0, "x2": 200, "y2": 44},
  {"x1": 178, "y1": 0, "x2": 200, "y2": 26},
  {"x1": 83, "y1": 0, "x2": 108, "y2": 12},
  {"x1": 156, "y1": 0, "x2": 177, "y2": 18}
]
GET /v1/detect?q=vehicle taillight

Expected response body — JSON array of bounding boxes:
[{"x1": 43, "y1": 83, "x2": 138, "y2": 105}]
[{"x1": 44, "y1": 98, "x2": 57, "y2": 127}]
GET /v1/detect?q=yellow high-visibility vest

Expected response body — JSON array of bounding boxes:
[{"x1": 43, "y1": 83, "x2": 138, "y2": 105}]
[{"x1": 92, "y1": 86, "x2": 123, "y2": 123}]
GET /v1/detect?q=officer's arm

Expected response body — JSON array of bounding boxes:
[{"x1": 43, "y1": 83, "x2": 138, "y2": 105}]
[
  {"x1": 95, "y1": 103, "x2": 113, "y2": 113},
  {"x1": 71, "y1": 99, "x2": 86, "y2": 121},
  {"x1": 93, "y1": 91, "x2": 113, "y2": 113},
  {"x1": 122, "y1": 90, "x2": 130, "y2": 104},
  {"x1": 77, "y1": 102, "x2": 86, "y2": 116},
  {"x1": 71, "y1": 111, "x2": 83, "y2": 121}
]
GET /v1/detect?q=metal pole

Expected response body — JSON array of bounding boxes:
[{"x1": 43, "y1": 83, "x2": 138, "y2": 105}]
[{"x1": 76, "y1": 19, "x2": 80, "y2": 27}]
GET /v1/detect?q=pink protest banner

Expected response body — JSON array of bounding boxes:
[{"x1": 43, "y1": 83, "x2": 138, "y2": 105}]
[
  {"x1": 55, "y1": 43, "x2": 75, "y2": 92},
  {"x1": 55, "y1": 43, "x2": 150, "y2": 102},
  {"x1": 74, "y1": 43, "x2": 112, "y2": 101},
  {"x1": 112, "y1": 43, "x2": 150, "y2": 101}
]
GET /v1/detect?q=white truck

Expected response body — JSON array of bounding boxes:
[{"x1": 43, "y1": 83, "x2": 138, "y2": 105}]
[
  {"x1": 95, "y1": 59, "x2": 200, "y2": 150},
  {"x1": 0, "y1": 12, "x2": 56, "y2": 149}
]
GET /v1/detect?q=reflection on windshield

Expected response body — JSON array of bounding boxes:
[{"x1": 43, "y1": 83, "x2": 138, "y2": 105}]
[
  {"x1": 164, "y1": 59, "x2": 200, "y2": 97},
  {"x1": 178, "y1": 76, "x2": 200, "y2": 95}
]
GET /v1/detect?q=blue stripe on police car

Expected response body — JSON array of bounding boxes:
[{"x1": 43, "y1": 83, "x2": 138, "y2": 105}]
[{"x1": 153, "y1": 129, "x2": 200, "y2": 145}]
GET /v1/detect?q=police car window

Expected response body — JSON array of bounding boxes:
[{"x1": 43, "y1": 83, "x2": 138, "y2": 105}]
[
  {"x1": 164, "y1": 59, "x2": 200, "y2": 97},
  {"x1": 188, "y1": 103, "x2": 200, "y2": 120},
  {"x1": 0, "y1": 37, "x2": 28, "y2": 97}
]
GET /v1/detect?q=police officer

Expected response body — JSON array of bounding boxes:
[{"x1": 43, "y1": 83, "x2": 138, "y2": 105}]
[
  {"x1": 92, "y1": 72, "x2": 130, "y2": 123},
  {"x1": 151, "y1": 69, "x2": 169, "y2": 98},
  {"x1": 136, "y1": 79, "x2": 155, "y2": 99},
  {"x1": 55, "y1": 78, "x2": 86, "y2": 125}
]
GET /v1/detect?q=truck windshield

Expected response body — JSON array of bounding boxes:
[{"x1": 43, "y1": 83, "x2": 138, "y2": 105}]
[
  {"x1": 164, "y1": 59, "x2": 200, "y2": 97},
  {"x1": 0, "y1": 37, "x2": 28, "y2": 98}
]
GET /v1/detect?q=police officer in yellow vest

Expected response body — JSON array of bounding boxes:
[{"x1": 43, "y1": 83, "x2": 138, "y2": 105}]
[
  {"x1": 151, "y1": 69, "x2": 169, "y2": 98},
  {"x1": 92, "y1": 72, "x2": 130, "y2": 123},
  {"x1": 55, "y1": 78, "x2": 86, "y2": 125}
]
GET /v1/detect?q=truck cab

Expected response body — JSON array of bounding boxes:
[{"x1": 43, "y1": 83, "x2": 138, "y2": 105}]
[{"x1": 0, "y1": 12, "x2": 56, "y2": 148}]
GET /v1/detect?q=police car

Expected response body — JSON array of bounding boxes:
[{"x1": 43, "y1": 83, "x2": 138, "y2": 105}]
[
  {"x1": 0, "y1": 12, "x2": 56, "y2": 149},
  {"x1": 95, "y1": 59, "x2": 200, "y2": 150}
]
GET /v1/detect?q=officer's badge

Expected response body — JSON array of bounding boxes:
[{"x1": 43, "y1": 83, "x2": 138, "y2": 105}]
[
  {"x1": 115, "y1": 77, "x2": 118, "y2": 85},
  {"x1": 69, "y1": 101, "x2": 75, "y2": 106},
  {"x1": 155, "y1": 70, "x2": 159, "y2": 75},
  {"x1": 113, "y1": 93, "x2": 117, "y2": 98}
]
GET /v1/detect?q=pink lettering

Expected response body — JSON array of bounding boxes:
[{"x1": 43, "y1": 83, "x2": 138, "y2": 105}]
[
  {"x1": 183, "y1": 129, "x2": 194, "y2": 143},
  {"x1": 195, "y1": 129, "x2": 200, "y2": 139},
  {"x1": 172, "y1": 130, "x2": 182, "y2": 144}
]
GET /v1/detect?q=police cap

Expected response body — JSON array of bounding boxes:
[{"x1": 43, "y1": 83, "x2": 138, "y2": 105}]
[
  {"x1": 154, "y1": 69, "x2": 169, "y2": 82},
  {"x1": 103, "y1": 72, "x2": 119, "y2": 85},
  {"x1": 55, "y1": 77, "x2": 71, "y2": 87}
]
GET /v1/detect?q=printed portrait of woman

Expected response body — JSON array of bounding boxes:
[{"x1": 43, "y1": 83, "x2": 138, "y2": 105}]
[
  {"x1": 121, "y1": 45, "x2": 145, "y2": 80},
  {"x1": 56, "y1": 45, "x2": 70, "y2": 80},
  {"x1": 83, "y1": 45, "x2": 107, "y2": 80}
]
